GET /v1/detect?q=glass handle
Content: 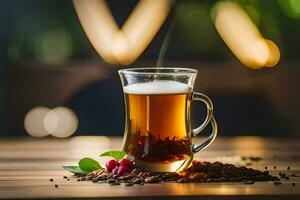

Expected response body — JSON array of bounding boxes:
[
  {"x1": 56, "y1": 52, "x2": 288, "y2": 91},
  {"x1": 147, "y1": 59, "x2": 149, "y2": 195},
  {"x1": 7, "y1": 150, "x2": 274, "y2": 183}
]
[{"x1": 191, "y1": 92, "x2": 218, "y2": 153}]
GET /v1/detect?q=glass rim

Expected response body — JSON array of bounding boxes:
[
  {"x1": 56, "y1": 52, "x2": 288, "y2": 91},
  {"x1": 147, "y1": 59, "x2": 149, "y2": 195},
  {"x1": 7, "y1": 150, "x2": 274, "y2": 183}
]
[{"x1": 118, "y1": 67, "x2": 198, "y2": 76}]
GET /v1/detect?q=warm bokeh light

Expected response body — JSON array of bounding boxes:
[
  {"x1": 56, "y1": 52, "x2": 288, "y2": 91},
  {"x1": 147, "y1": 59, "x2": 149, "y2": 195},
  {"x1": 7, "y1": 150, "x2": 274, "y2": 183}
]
[
  {"x1": 111, "y1": 32, "x2": 130, "y2": 64},
  {"x1": 212, "y1": 1, "x2": 280, "y2": 69},
  {"x1": 73, "y1": 0, "x2": 119, "y2": 64},
  {"x1": 24, "y1": 107, "x2": 50, "y2": 137},
  {"x1": 43, "y1": 110, "x2": 58, "y2": 134},
  {"x1": 265, "y1": 39, "x2": 281, "y2": 67},
  {"x1": 44, "y1": 107, "x2": 78, "y2": 138},
  {"x1": 116, "y1": 0, "x2": 172, "y2": 65},
  {"x1": 24, "y1": 106, "x2": 78, "y2": 138},
  {"x1": 73, "y1": 0, "x2": 172, "y2": 65}
]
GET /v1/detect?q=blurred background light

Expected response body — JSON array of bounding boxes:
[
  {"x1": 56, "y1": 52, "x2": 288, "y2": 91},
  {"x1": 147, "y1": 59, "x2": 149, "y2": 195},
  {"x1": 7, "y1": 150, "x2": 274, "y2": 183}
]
[
  {"x1": 289, "y1": 0, "x2": 300, "y2": 14},
  {"x1": 212, "y1": 1, "x2": 280, "y2": 69},
  {"x1": 265, "y1": 39, "x2": 280, "y2": 67},
  {"x1": 35, "y1": 28, "x2": 73, "y2": 66},
  {"x1": 117, "y1": 0, "x2": 172, "y2": 65},
  {"x1": 24, "y1": 107, "x2": 50, "y2": 137},
  {"x1": 112, "y1": 32, "x2": 130, "y2": 64},
  {"x1": 43, "y1": 109, "x2": 58, "y2": 134},
  {"x1": 44, "y1": 107, "x2": 78, "y2": 138},
  {"x1": 279, "y1": 0, "x2": 300, "y2": 19},
  {"x1": 73, "y1": 0, "x2": 119, "y2": 64},
  {"x1": 73, "y1": 0, "x2": 172, "y2": 65},
  {"x1": 24, "y1": 106, "x2": 78, "y2": 138},
  {"x1": 213, "y1": 1, "x2": 267, "y2": 69}
]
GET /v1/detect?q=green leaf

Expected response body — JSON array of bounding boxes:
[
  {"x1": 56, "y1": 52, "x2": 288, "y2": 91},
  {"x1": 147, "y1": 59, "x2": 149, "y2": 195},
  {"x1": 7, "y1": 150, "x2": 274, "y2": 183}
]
[
  {"x1": 99, "y1": 150, "x2": 127, "y2": 160},
  {"x1": 63, "y1": 166, "x2": 89, "y2": 175},
  {"x1": 79, "y1": 158, "x2": 102, "y2": 172}
]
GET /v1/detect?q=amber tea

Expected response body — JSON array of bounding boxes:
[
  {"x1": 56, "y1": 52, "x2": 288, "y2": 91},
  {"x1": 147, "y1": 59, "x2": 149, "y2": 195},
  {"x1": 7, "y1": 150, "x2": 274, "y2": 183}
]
[{"x1": 121, "y1": 81, "x2": 193, "y2": 171}]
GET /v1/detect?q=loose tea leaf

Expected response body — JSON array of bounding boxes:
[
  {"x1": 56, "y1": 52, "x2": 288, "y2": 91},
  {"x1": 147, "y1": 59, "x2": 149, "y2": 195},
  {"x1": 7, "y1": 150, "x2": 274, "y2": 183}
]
[
  {"x1": 79, "y1": 158, "x2": 102, "y2": 172},
  {"x1": 131, "y1": 134, "x2": 192, "y2": 162},
  {"x1": 76, "y1": 161, "x2": 279, "y2": 185},
  {"x1": 63, "y1": 166, "x2": 88, "y2": 175},
  {"x1": 100, "y1": 151, "x2": 127, "y2": 160}
]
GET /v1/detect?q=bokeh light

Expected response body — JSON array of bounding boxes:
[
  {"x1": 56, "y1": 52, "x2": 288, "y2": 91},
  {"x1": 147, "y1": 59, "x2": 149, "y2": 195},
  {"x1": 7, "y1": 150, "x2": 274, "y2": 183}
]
[
  {"x1": 112, "y1": 32, "x2": 130, "y2": 64},
  {"x1": 44, "y1": 107, "x2": 78, "y2": 138},
  {"x1": 24, "y1": 107, "x2": 50, "y2": 137},
  {"x1": 118, "y1": 0, "x2": 173, "y2": 65},
  {"x1": 35, "y1": 28, "x2": 73, "y2": 65},
  {"x1": 213, "y1": 1, "x2": 267, "y2": 69},
  {"x1": 278, "y1": 0, "x2": 300, "y2": 19},
  {"x1": 212, "y1": 1, "x2": 280, "y2": 69},
  {"x1": 24, "y1": 106, "x2": 78, "y2": 138},
  {"x1": 289, "y1": 0, "x2": 300, "y2": 14},
  {"x1": 265, "y1": 39, "x2": 281, "y2": 67},
  {"x1": 73, "y1": 0, "x2": 172, "y2": 65},
  {"x1": 43, "y1": 110, "x2": 58, "y2": 134}
]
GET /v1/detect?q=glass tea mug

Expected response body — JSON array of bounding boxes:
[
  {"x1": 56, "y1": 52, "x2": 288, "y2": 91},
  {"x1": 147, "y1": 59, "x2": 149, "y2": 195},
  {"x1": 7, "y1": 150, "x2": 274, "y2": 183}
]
[{"x1": 119, "y1": 68, "x2": 217, "y2": 172}]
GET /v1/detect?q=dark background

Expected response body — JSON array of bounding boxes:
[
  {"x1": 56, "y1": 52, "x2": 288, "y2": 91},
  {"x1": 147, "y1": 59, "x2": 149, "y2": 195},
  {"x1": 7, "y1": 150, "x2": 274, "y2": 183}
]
[{"x1": 1, "y1": 0, "x2": 300, "y2": 137}]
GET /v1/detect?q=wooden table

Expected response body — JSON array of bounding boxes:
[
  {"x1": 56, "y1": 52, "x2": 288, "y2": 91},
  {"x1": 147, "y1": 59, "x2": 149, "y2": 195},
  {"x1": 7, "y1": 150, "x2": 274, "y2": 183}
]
[{"x1": 0, "y1": 136, "x2": 299, "y2": 199}]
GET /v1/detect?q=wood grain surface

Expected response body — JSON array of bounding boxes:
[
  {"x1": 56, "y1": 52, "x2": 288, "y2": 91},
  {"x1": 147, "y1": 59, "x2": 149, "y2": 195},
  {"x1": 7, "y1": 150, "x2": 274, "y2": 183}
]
[{"x1": 0, "y1": 136, "x2": 299, "y2": 199}]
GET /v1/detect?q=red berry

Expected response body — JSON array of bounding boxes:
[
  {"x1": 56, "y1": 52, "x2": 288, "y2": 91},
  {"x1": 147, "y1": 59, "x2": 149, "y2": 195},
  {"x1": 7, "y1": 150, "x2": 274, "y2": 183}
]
[
  {"x1": 105, "y1": 159, "x2": 118, "y2": 172},
  {"x1": 112, "y1": 167, "x2": 119, "y2": 175},
  {"x1": 117, "y1": 165, "x2": 129, "y2": 175},
  {"x1": 119, "y1": 159, "x2": 134, "y2": 170}
]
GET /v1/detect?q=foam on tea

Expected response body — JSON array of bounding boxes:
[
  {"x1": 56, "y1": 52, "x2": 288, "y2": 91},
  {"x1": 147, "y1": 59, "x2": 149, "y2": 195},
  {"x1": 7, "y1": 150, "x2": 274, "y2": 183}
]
[
  {"x1": 122, "y1": 80, "x2": 193, "y2": 171},
  {"x1": 123, "y1": 80, "x2": 192, "y2": 95}
]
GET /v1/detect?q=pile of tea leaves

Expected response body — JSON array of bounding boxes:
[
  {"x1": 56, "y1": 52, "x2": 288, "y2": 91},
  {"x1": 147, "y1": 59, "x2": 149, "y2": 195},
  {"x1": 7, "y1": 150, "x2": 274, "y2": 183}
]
[
  {"x1": 75, "y1": 161, "x2": 278, "y2": 185},
  {"x1": 63, "y1": 151, "x2": 279, "y2": 186}
]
